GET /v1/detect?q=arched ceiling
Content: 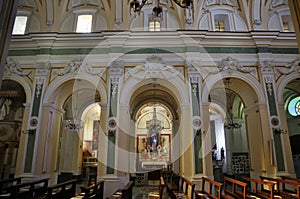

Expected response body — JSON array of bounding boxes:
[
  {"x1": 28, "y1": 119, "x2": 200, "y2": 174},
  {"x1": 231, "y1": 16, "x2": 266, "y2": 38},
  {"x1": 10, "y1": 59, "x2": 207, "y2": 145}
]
[{"x1": 17, "y1": 0, "x2": 290, "y2": 31}]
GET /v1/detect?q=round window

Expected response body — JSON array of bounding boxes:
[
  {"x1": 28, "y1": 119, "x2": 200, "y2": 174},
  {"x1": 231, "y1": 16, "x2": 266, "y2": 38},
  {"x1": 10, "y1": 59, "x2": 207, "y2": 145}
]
[{"x1": 288, "y1": 96, "x2": 300, "y2": 116}]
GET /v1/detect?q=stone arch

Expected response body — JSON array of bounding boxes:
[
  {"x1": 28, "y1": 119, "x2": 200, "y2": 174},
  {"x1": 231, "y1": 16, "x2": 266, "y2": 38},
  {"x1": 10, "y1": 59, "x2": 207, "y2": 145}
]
[
  {"x1": 202, "y1": 72, "x2": 266, "y2": 106},
  {"x1": 277, "y1": 73, "x2": 300, "y2": 103},
  {"x1": 2, "y1": 75, "x2": 32, "y2": 104},
  {"x1": 120, "y1": 76, "x2": 188, "y2": 109},
  {"x1": 43, "y1": 73, "x2": 107, "y2": 107}
]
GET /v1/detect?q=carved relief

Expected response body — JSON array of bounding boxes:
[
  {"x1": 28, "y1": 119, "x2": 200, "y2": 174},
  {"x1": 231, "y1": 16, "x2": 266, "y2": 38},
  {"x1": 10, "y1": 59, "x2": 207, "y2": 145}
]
[
  {"x1": 53, "y1": 57, "x2": 106, "y2": 80},
  {"x1": 275, "y1": 58, "x2": 300, "y2": 75},
  {"x1": 126, "y1": 55, "x2": 181, "y2": 80},
  {"x1": 205, "y1": 0, "x2": 238, "y2": 7},
  {"x1": 5, "y1": 58, "x2": 32, "y2": 77}
]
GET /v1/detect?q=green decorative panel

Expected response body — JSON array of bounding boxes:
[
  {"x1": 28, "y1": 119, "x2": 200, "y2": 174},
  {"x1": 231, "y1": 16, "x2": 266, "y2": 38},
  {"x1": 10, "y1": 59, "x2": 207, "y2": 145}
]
[
  {"x1": 194, "y1": 130, "x2": 203, "y2": 173},
  {"x1": 266, "y1": 83, "x2": 278, "y2": 116},
  {"x1": 32, "y1": 84, "x2": 43, "y2": 117},
  {"x1": 273, "y1": 131, "x2": 285, "y2": 171},
  {"x1": 24, "y1": 130, "x2": 36, "y2": 173},
  {"x1": 8, "y1": 47, "x2": 299, "y2": 56},
  {"x1": 106, "y1": 130, "x2": 116, "y2": 174}
]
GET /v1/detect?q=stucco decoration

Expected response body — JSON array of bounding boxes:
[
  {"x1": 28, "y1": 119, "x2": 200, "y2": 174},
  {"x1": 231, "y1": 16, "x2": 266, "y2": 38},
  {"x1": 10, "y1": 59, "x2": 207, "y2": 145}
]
[
  {"x1": 207, "y1": 57, "x2": 255, "y2": 74},
  {"x1": 4, "y1": 58, "x2": 32, "y2": 77},
  {"x1": 18, "y1": 0, "x2": 36, "y2": 8},
  {"x1": 260, "y1": 60, "x2": 274, "y2": 74},
  {"x1": 275, "y1": 58, "x2": 300, "y2": 75},
  {"x1": 68, "y1": 0, "x2": 100, "y2": 9},
  {"x1": 271, "y1": 0, "x2": 288, "y2": 7},
  {"x1": 53, "y1": 58, "x2": 106, "y2": 79},
  {"x1": 125, "y1": 55, "x2": 181, "y2": 80},
  {"x1": 205, "y1": 0, "x2": 238, "y2": 7},
  {"x1": 109, "y1": 61, "x2": 123, "y2": 98}
]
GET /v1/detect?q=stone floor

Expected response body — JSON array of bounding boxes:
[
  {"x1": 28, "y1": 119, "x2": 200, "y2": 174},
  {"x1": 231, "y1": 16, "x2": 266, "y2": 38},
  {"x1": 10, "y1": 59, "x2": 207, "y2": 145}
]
[{"x1": 133, "y1": 180, "x2": 170, "y2": 199}]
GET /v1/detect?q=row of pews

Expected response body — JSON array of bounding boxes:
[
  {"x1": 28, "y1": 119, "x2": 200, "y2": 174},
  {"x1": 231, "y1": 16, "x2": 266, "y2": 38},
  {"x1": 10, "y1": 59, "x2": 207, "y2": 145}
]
[
  {"x1": 196, "y1": 175, "x2": 300, "y2": 199},
  {"x1": 0, "y1": 174, "x2": 104, "y2": 199},
  {"x1": 161, "y1": 170, "x2": 300, "y2": 199}
]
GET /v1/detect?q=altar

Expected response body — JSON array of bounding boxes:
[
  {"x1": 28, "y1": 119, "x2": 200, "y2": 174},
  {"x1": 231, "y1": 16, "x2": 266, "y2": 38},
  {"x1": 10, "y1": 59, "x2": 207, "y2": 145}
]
[{"x1": 136, "y1": 107, "x2": 171, "y2": 171}]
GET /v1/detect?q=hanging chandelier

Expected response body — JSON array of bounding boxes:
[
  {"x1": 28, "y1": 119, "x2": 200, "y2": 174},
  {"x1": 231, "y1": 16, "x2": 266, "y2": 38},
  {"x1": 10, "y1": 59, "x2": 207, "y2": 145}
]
[
  {"x1": 224, "y1": 109, "x2": 242, "y2": 130},
  {"x1": 224, "y1": 78, "x2": 242, "y2": 130},
  {"x1": 130, "y1": 0, "x2": 193, "y2": 18}
]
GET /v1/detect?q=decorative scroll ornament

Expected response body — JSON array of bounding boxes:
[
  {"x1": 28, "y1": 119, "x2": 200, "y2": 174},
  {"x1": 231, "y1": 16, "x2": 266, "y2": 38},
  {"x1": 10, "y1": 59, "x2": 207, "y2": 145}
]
[
  {"x1": 187, "y1": 62, "x2": 201, "y2": 96},
  {"x1": 110, "y1": 61, "x2": 123, "y2": 98},
  {"x1": 126, "y1": 55, "x2": 180, "y2": 80},
  {"x1": 275, "y1": 58, "x2": 300, "y2": 75},
  {"x1": 5, "y1": 58, "x2": 31, "y2": 77},
  {"x1": 54, "y1": 58, "x2": 83, "y2": 76},
  {"x1": 35, "y1": 78, "x2": 44, "y2": 98},
  {"x1": 53, "y1": 57, "x2": 106, "y2": 78},
  {"x1": 217, "y1": 57, "x2": 255, "y2": 74}
]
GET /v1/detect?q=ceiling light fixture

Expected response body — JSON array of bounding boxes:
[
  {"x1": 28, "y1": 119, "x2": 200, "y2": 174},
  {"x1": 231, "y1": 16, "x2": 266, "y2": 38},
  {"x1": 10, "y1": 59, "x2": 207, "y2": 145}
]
[{"x1": 130, "y1": 0, "x2": 193, "y2": 18}]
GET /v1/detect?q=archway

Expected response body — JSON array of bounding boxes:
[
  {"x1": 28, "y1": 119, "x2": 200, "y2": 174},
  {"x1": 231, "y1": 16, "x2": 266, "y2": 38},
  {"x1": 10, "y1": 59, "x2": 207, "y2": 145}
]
[
  {"x1": 0, "y1": 80, "x2": 26, "y2": 179},
  {"x1": 283, "y1": 78, "x2": 300, "y2": 177},
  {"x1": 208, "y1": 77, "x2": 260, "y2": 181},
  {"x1": 44, "y1": 77, "x2": 104, "y2": 182}
]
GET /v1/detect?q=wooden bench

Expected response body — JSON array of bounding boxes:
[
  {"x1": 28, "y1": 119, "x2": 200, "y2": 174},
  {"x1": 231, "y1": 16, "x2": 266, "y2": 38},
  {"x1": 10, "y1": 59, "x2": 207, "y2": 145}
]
[
  {"x1": 111, "y1": 181, "x2": 133, "y2": 199},
  {"x1": 195, "y1": 177, "x2": 223, "y2": 199},
  {"x1": 260, "y1": 176, "x2": 300, "y2": 199},
  {"x1": 45, "y1": 179, "x2": 77, "y2": 199},
  {"x1": 171, "y1": 177, "x2": 195, "y2": 199},
  {"x1": 0, "y1": 177, "x2": 22, "y2": 196},
  {"x1": 148, "y1": 177, "x2": 165, "y2": 199},
  {"x1": 222, "y1": 177, "x2": 247, "y2": 199},
  {"x1": 166, "y1": 173, "x2": 181, "y2": 194},
  {"x1": 242, "y1": 176, "x2": 276, "y2": 199},
  {"x1": 78, "y1": 180, "x2": 104, "y2": 199},
  {"x1": 5, "y1": 178, "x2": 49, "y2": 199}
]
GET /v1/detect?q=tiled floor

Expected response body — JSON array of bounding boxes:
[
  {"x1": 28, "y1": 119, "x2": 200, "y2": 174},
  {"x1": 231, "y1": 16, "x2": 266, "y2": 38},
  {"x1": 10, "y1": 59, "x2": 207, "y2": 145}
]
[{"x1": 133, "y1": 184, "x2": 170, "y2": 199}]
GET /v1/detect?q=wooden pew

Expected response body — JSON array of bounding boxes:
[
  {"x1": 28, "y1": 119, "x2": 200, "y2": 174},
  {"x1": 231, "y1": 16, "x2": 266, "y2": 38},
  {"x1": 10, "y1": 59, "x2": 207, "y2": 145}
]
[
  {"x1": 222, "y1": 177, "x2": 247, "y2": 199},
  {"x1": 6, "y1": 178, "x2": 49, "y2": 199},
  {"x1": 166, "y1": 173, "x2": 181, "y2": 194},
  {"x1": 195, "y1": 177, "x2": 223, "y2": 199},
  {"x1": 260, "y1": 176, "x2": 300, "y2": 199},
  {"x1": 171, "y1": 177, "x2": 195, "y2": 199},
  {"x1": 148, "y1": 177, "x2": 165, "y2": 199},
  {"x1": 0, "y1": 177, "x2": 22, "y2": 196},
  {"x1": 242, "y1": 176, "x2": 276, "y2": 199},
  {"x1": 45, "y1": 179, "x2": 77, "y2": 199},
  {"x1": 79, "y1": 180, "x2": 105, "y2": 199},
  {"x1": 111, "y1": 181, "x2": 133, "y2": 199}
]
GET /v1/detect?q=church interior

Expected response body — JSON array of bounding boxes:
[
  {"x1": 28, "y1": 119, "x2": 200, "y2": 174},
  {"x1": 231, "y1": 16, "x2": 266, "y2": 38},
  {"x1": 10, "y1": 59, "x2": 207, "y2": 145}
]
[{"x1": 0, "y1": 0, "x2": 300, "y2": 198}]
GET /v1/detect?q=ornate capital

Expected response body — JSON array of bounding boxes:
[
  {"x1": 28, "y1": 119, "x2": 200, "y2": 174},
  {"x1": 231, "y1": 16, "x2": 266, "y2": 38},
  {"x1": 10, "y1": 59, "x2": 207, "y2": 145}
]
[
  {"x1": 260, "y1": 60, "x2": 275, "y2": 74},
  {"x1": 35, "y1": 62, "x2": 50, "y2": 76}
]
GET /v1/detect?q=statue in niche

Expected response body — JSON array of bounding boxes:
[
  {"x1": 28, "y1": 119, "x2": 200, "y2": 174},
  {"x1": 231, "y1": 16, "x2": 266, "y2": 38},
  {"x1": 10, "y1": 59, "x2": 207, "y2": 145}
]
[{"x1": 147, "y1": 107, "x2": 163, "y2": 153}]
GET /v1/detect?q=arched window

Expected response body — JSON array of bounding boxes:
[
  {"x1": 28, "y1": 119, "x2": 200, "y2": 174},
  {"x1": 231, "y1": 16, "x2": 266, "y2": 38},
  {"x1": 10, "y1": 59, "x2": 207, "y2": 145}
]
[{"x1": 288, "y1": 96, "x2": 300, "y2": 116}]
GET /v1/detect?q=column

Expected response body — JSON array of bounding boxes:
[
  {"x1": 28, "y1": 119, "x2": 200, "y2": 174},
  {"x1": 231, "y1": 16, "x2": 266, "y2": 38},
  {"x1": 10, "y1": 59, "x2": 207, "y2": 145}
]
[
  {"x1": 260, "y1": 60, "x2": 286, "y2": 173},
  {"x1": 0, "y1": 0, "x2": 19, "y2": 88},
  {"x1": 106, "y1": 61, "x2": 123, "y2": 175},
  {"x1": 23, "y1": 63, "x2": 50, "y2": 176},
  {"x1": 187, "y1": 64, "x2": 203, "y2": 176}
]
